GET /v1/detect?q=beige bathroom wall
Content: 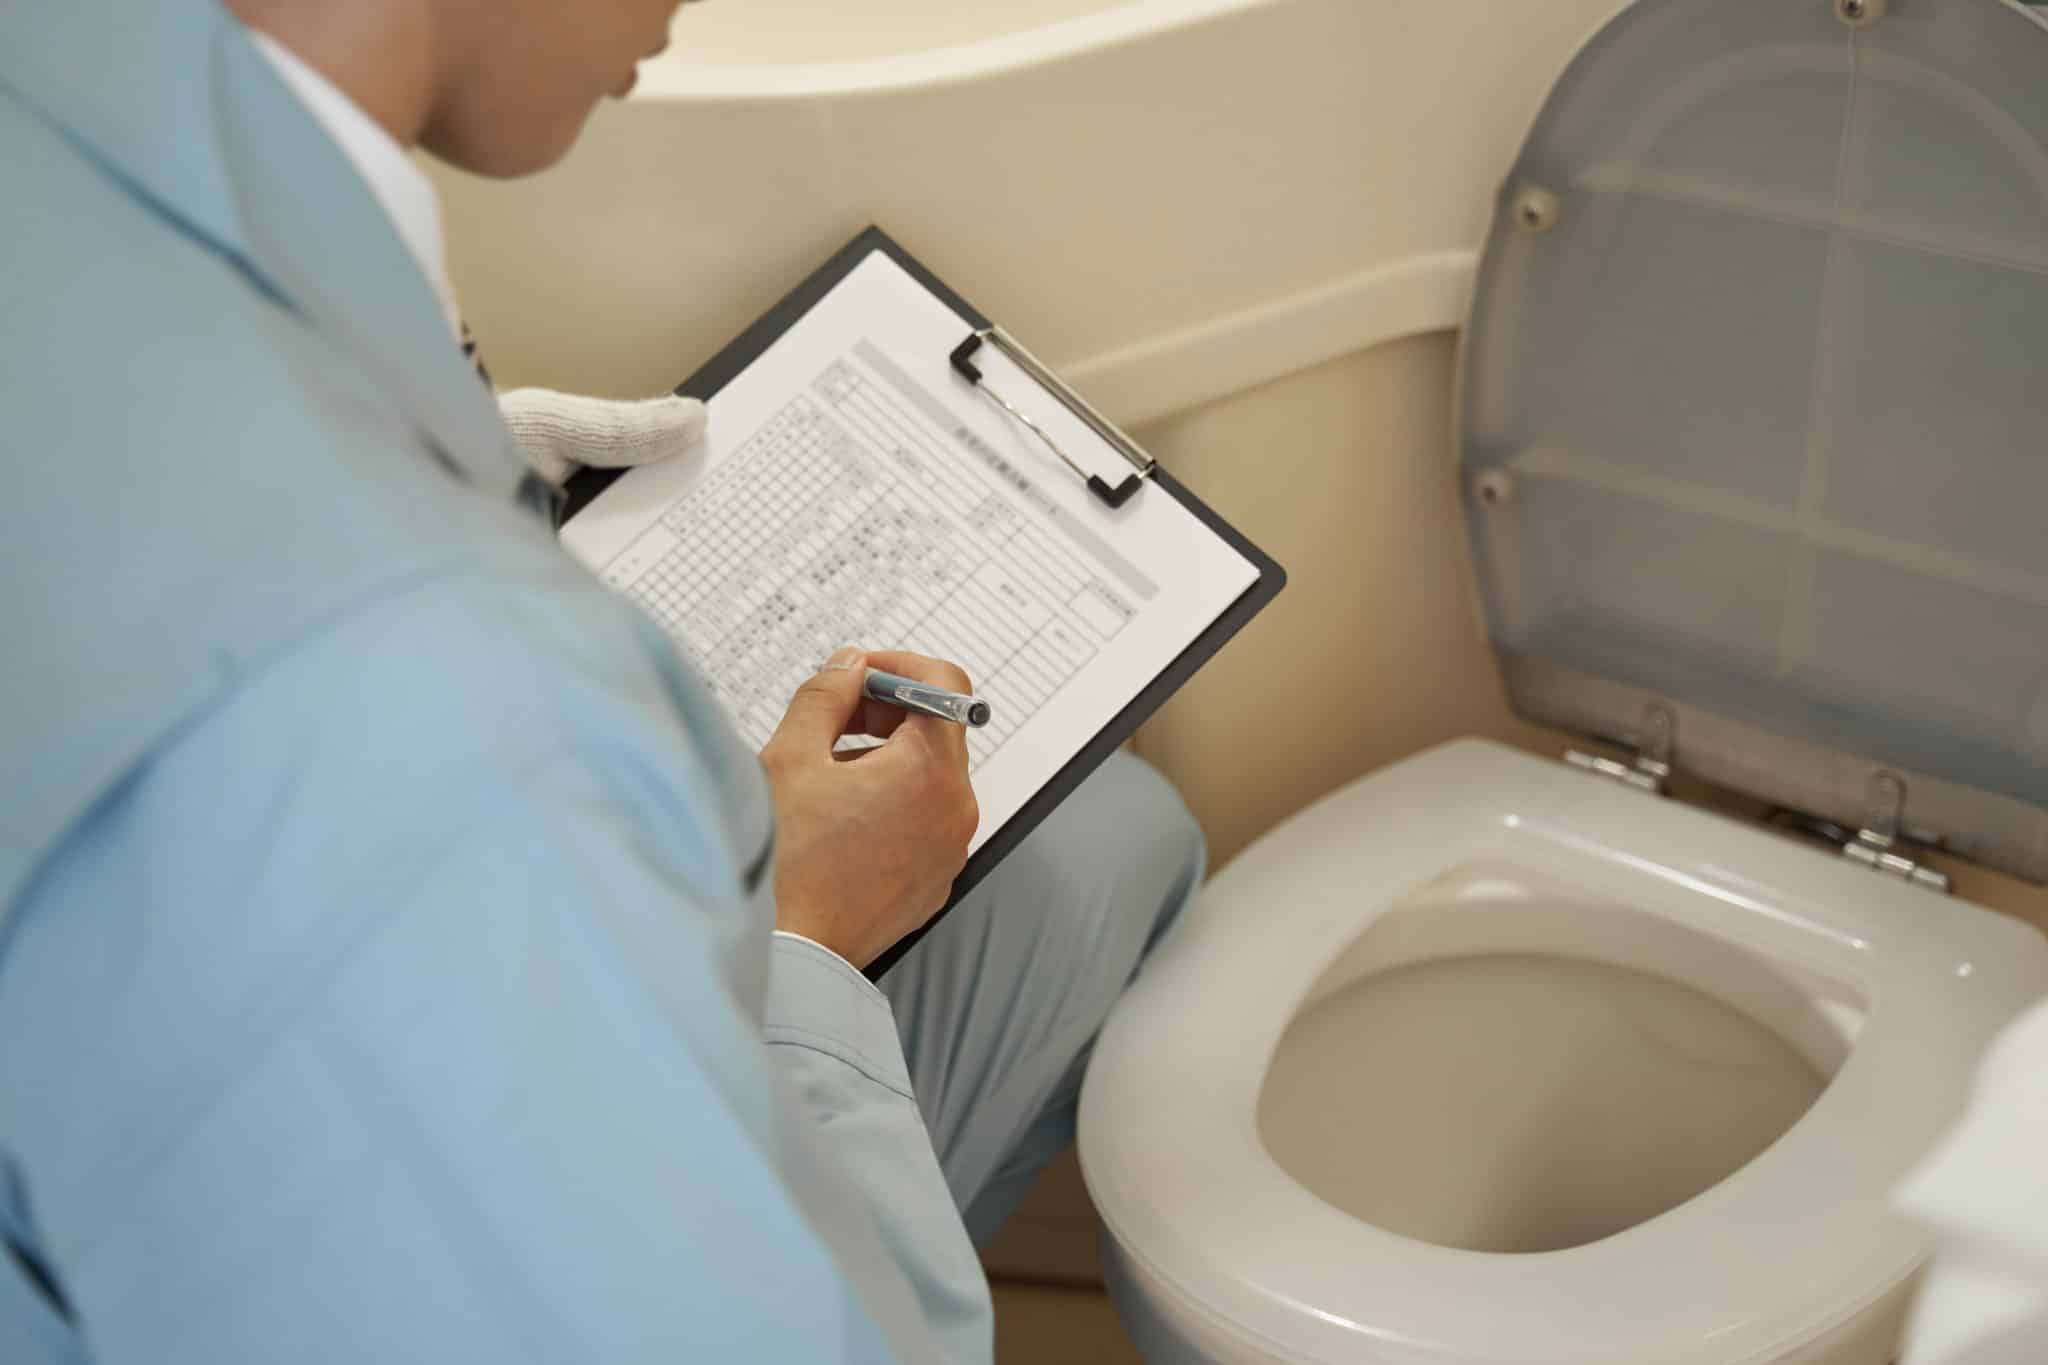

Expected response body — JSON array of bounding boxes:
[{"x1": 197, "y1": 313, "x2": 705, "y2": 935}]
[{"x1": 1128, "y1": 331, "x2": 1552, "y2": 872}]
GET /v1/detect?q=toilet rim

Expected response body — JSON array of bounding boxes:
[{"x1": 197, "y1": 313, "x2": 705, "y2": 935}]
[{"x1": 1078, "y1": 740, "x2": 2048, "y2": 1365}]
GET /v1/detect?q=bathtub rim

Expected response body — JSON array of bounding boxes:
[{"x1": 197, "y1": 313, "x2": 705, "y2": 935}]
[{"x1": 639, "y1": 0, "x2": 1270, "y2": 101}]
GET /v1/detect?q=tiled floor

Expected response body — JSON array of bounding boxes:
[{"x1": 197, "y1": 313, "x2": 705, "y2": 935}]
[{"x1": 992, "y1": 1281, "x2": 1146, "y2": 1364}]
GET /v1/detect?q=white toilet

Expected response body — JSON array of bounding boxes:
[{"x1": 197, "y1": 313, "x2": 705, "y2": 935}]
[{"x1": 1078, "y1": 0, "x2": 2048, "y2": 1361}]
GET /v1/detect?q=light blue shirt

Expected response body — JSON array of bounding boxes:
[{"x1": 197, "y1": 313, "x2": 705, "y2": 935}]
[{"x1": 0, "y1": 2, "x2": 988, "y2": 1360}]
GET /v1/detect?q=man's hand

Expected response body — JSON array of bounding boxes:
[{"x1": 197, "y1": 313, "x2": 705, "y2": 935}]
[
  {"x1": 497, "y1": 387, "x2": 708, "y2": 489},
  {"x1": 761, "y1": 647, "x2": 980, "y2": 970}
]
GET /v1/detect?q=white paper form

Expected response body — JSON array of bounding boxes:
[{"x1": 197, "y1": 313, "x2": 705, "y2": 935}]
[{"x1": 560, "y1": 251, "x2": 1261, "y2": 853}]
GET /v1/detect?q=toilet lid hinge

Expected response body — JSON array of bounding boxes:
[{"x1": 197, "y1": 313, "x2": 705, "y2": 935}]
[
  {"x1": 1763, "y1": 771, "x2": 1955, "y2": 894},
  {"x1": 1564, "y1": 704, "x2": 1674, "y2": 796},
  {"x1": 1840, "y1": 772, "x2": 1953, "y2": 893}
]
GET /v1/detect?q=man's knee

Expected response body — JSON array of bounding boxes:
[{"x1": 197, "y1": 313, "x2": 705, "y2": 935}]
[
  {"x1": 921, "y1": 750, "x2": 1203, "y2": 990},
  {"x1": 1070, "y1": 751, "x2": 1205, "y2": 956}
]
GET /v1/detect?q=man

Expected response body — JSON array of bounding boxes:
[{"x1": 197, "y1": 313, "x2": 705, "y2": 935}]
[{"x1": 0, "y1": 1, "x2": 1202, "y2": 1360}]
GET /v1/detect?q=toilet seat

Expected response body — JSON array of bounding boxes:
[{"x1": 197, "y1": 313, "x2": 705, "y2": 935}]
[{"x1": 1080, "y1": 740, "x2": 2048, "y2": 1365}]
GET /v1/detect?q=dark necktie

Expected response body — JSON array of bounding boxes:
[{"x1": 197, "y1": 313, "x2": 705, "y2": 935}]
[{"x1": 463, "y1": 319, "x2": 564, "y2": 525}]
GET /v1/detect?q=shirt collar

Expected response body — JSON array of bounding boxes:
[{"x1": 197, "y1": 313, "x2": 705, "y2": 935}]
[{"x1": 247, "y1": 31, "x2": 464, "y2": 340}]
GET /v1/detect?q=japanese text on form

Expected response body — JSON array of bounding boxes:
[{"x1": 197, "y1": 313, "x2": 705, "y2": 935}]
[{"x1": 593, "y1": 343, "x2": 1157, "y2": 773}]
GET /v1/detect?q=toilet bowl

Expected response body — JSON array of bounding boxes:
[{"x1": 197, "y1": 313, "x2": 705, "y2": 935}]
[
  {"x1": 1081, "y1": 740, "x2": 2048, "y2": 1363},
  {"x1": 1079, "y1": 0, "x2": 2048, "y2": 1360}
]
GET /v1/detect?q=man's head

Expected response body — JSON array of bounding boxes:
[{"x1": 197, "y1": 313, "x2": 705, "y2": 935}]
[
  {"x1": 417, "y1": 0, "x2": 684, "y2": 175},
  {"x1": 227, "y1": 0, "x2": 686, "y2": 176}
]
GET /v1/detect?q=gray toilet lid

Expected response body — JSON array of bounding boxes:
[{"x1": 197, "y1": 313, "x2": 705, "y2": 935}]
[{"x1": 1460, "y1": 0, "x2": 2048, "y2": 881}]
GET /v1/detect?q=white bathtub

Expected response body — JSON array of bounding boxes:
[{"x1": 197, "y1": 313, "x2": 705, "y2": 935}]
[
  {"x1": 658, "y1": 0, "x2": 1151, "y2": 70},
  {"x1": 432, "y1": 0, "x2": 1628, "y2": 420}
]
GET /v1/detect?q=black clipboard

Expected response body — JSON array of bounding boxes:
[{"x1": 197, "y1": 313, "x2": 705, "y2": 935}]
[{"x1": 563, "y1": 226, "x2": 1286, "y2": 980}]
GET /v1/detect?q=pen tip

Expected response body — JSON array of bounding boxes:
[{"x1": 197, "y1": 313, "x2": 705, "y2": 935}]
[{"x1": 967, "y1": 702, "x2": 992, "y2": 727}]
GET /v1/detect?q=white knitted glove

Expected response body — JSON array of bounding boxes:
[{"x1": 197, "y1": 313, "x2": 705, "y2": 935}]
[{"x1": 497, "y1": 388, "x2": 708, "y2": 489}]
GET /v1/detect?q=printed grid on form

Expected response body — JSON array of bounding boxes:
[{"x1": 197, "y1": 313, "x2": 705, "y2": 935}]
[{"x1": 596, "y1": 350, "x2": 1142, "y2": 770}]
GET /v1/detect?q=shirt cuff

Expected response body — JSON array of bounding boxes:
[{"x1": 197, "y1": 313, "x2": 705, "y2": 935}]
[{"x1": 765, "y1": 932, "x2": 915, "y2": 1099}]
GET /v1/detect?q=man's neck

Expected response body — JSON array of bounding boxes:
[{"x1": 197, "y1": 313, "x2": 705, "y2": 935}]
[{"x1": 223, "y1": 0, "x2": 438, "y2": 148}]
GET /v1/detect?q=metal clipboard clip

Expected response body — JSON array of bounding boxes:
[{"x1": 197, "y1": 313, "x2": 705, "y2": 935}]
[{"x1": 949, "y1": 326, "x2": 1156, "y2": 509}]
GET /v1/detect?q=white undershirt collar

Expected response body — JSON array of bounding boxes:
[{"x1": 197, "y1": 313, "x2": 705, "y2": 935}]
[{"x1": 248, "y1": 30, "x2": 464, "y2": 340}]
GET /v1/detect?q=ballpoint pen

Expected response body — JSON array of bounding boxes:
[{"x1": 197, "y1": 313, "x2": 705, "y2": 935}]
[{"x1": 861, "y1": 668, "x2": 993, "y2": 727}]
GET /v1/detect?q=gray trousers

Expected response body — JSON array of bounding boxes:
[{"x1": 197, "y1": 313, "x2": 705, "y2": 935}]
[{"x1": 880, "y1": 750, "x2": 1205, "y2": 1245}]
